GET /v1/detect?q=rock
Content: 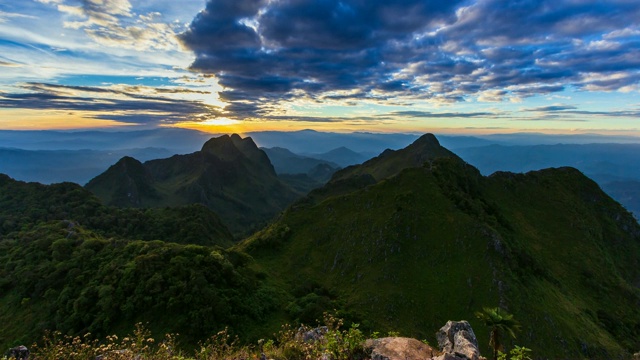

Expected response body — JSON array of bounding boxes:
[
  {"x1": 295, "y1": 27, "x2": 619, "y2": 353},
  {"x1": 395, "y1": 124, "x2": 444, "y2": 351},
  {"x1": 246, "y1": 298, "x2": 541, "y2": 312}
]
[
  {"x1": 364, "y1": 337, "x2": 437, "y2": 360},
  {"x1": 436, "y1": 321, "x2": 480, "y2": 360},
  {"x1": 296, "y1": 326, "x2": 329, "y2": 343},
  {"x1": 633, "y1": 351, "x2": 640, "y2": 360},
  {"x1": 6, "y1": 345, "x2": 29, "y2": 360}
]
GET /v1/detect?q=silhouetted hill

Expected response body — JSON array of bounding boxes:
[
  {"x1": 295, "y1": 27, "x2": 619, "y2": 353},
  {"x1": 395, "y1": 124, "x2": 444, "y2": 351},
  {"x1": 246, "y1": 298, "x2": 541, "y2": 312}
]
[
  {"x1": 0, "y1": 128, "x2": 212, "y2": 152},
  {"x1": 247, "y1": 129, "x2": 420, "y2": 154},
  {"x1": 0, "y1": 147, "x2": 173, "y2": 185},
  {"x1": 306, "y1": 146, "x2": 369, "y2": 167},
  {"x1": 86, "y1": 134, "x2": 300, "y2": 236},
  {"x1": 262, "y1": 147, "x2": 340, "y2": 179},
  {"x1": 241, "y1": 134, "x2": 640, "y2": 358}
]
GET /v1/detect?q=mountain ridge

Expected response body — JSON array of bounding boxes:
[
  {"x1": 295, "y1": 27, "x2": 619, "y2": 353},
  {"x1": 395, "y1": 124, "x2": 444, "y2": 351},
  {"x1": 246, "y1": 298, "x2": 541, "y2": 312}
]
[
  {"x1": 241, "y1": 134, "x2": 640, "y2": 358},
  {"x1": 86, "y1": 134, "x2": 300, "y2": 236}
]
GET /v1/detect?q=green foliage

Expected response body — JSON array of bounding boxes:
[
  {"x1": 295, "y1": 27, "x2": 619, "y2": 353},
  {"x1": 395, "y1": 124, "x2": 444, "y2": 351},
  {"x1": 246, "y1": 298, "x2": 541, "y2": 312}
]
[
  {"x1": 496, "y1": 345, "x2": 533, "y2": 360},
  {"x1": 0, "y1": 175, "x2": 233, "y2": 246},
  {"x1": 475, "y1": 308, "x2": 521, "y2": 360},
  {"x1": 509, "y1": 345, "x2": 533, "y2": 360},
  {"x1": 0, "y1": 220, "x2": 280, "y2": 349}
]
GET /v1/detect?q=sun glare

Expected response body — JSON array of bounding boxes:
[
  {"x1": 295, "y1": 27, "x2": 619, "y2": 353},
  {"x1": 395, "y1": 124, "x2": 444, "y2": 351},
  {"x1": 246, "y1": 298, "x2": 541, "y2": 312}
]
[{"x1": 201, "y1": 118, "x2": 241, "y2": 126}]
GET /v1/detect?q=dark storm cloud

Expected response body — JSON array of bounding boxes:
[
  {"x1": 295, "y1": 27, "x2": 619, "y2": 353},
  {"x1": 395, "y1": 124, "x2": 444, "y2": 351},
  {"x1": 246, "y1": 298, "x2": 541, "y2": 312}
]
[
  {"x1": 0, "y1": 83, "x2": 221, "y2": 125},
  {"x1": 180, "y1": 0, "x2": 640, "y2": 118}
]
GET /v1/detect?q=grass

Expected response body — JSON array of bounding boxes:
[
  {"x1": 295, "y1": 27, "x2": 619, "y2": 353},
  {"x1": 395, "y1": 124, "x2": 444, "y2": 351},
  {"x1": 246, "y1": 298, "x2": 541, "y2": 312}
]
[{"x1": 24, "y1": 314, "x2": 371, "y2": 360}]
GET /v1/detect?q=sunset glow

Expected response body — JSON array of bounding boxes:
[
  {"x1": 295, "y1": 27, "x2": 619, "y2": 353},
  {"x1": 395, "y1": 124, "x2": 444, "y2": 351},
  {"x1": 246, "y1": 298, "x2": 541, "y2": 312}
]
[{"x1": 0, "y1": 0, "x2": 639, "y2": 135}]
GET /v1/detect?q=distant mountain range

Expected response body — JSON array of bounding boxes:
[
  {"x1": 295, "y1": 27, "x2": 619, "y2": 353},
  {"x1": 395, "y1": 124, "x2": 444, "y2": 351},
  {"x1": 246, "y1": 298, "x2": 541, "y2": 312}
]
[
  {"x1": 302, "y1": 146, "x2": 371, "y2": 167},
  {"x1": 1, "y1": 128, "x2": 639, "y2": 215},
  {"x1": 0, "y1": 147, "x2": 173, "y2": 185}
]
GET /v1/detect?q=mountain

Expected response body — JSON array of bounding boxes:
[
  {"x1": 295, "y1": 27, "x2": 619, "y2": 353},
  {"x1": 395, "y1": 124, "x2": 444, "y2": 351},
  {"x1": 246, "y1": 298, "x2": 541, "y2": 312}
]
[
  {"x1": 0, "y1": 147, "x2": 173, "y2": 185},
  {"x1": 330, "y1": 133, "x2": 460, "y2": 183},
  {"x1": 0, "y1": 128, "x2": 212, "y2": 153},
  {"x1": 305, "y1": 146, "x2": 369, "y2": 167},
  {"x1": 248, "y1": 129, "x2": 420, "y2": 154},
  {"x1": 600, "y1": 180, "x2": 640, "y2": 217},
  {"x1": 261, "y1": 147, "x2": 340, "y2": 179},
  {"x1": 453, "y1": 143, "x2": 640, "y2": 217},
  {"x1": 86, "y1": 134, "x2": 300, "y2": 236},
  {"x1": 240, "y1": 134, "x2": 640, "y2": 358}
]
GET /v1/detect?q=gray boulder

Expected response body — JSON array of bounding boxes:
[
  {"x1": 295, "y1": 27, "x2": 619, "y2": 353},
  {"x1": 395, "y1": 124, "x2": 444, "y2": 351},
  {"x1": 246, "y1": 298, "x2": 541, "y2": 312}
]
[{"x1": 436, "y1": 321, "x2": 481, "y2": 360}]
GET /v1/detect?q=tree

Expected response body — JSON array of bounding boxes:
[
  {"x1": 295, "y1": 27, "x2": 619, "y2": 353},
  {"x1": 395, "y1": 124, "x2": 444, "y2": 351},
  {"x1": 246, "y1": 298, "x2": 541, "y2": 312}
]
[{"x1": 475, "y1": 307, "x2": 521, "y2": 360}]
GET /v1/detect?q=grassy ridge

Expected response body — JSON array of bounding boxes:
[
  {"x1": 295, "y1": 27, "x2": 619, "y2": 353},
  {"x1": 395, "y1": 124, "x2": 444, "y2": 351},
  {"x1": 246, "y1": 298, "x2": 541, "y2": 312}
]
[{"x1": 241, "y1": 158, "x2": 640, "y2": 358}]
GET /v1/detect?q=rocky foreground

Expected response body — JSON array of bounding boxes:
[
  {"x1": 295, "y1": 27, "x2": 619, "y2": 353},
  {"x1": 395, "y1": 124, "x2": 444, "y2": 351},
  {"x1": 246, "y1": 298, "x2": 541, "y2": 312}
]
[{"x1": 365, "y1": 321, "x2": 483, "y2": 360}]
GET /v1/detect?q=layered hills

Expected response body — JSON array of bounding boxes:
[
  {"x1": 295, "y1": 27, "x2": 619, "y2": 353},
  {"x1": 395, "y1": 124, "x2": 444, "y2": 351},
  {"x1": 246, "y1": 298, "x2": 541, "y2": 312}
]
[
  {"x1": 86, "y1": 134, "x2": 300, "y2": 236},
  {"x1": 241, "y1": 134, "x2": 640, "y2": 358},
  {"x1": 1, "y1": 133, "x2": 639, "y2": 358}
]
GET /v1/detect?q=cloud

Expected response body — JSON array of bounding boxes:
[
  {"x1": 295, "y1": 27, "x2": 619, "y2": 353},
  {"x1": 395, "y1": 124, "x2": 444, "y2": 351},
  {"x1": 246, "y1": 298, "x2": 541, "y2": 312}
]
[
  {"x1": 0, "y1": 82, "x2": 222, "y2": 125},
  {"x1": 0, "y1": 10, "x2": 38, "y2": 23},
  {"x1": 521, "y1": 104, "x2": 640, "y2": 119},
  {"x1": 38, "y1": 0, "x2": 182, "y2": 51},
  {"x1": 525, "y1": 105, "x2": 578, "y2": 112},
  {"x1": 179, "y1": 0, "x2": 640, "y2": 120},
  {"x1": 0, "y1": 60, "x2": 22, "y2": 67},
  {"x1": 386, "y1": 110, "x2": 500, "y2": 119}
]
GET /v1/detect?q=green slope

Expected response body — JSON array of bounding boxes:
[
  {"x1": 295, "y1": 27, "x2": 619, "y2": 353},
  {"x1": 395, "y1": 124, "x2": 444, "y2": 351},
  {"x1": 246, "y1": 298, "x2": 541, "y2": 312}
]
[
  {"x1": 0, "y1": 174, "x2": 233, "y2": 247},
  {"x1": 0, "y1": 174, "x2": 279, "y2": 349},
  {"x1": 86, "y1": 134, "x2": 300, "y2": 237},
  {"x1": 240, "y1": 137, "x2": 640, "y2": 358}
]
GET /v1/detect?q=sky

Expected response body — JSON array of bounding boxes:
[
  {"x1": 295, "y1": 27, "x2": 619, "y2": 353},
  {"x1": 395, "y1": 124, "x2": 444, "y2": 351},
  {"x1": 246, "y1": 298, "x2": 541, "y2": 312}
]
[{"x1": 0, "y1": 0, "x2": 639, "y2": 135}]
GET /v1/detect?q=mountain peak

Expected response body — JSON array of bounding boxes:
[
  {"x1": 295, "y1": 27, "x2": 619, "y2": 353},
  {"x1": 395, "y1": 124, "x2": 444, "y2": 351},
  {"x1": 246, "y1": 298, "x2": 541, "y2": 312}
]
[
  {"x1": 201, "y1": 134, "x2": 231, "y2": 151},
  {"x1": 412, "y1": 133, "x2": 440, "y2": 147},
  {"x1": 329, "y1": 133, "x2": 461, "y2": 183}
]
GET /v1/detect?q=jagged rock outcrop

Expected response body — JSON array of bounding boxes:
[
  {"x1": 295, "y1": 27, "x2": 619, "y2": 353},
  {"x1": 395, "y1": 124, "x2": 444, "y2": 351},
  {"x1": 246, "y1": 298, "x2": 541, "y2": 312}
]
[
  {"x1": 364, "y1": 337, "x2": 437, "y2": 360},
  {"x1": 436, "y1": 321, "x2": 481, "y2": 360}
]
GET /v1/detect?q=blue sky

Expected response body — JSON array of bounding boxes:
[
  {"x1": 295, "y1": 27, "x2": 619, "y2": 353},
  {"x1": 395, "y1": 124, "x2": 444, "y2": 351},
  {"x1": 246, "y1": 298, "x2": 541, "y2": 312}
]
[{"x1": 1, "y1": 0, "x2": 639, "y2": 135}]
